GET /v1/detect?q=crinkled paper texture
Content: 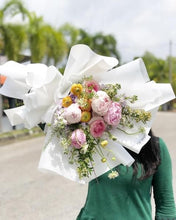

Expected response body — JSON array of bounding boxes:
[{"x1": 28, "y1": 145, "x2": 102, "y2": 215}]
[{"x1": 0, "y1": 44, "x2": 175, "y2": 183}]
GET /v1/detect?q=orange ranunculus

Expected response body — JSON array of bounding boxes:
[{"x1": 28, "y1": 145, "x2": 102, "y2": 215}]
[
  {"x1": 71, "y1": 84, "x2": 83, "y2": 97},
  {"x1": 62, "y1": 96, "x2": 72, "y2": 107},
  {"x1": 81, "y1": 111, "x2": 91, "y2": 122}
]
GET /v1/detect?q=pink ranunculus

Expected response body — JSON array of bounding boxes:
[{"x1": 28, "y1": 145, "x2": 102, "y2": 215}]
[
  {"x1": 91, "y1": 91, "x2": 111, "y2": 116},
  {"x1": 104, "y1": 102, "x2": 122, "y2": 126},
  {"x1": 89, "y1": 117, "x2": 106, "y2": 138},
  {"x1": 85, "y1": 80, "x2": 100, "y2": 93},
  {"x1": 63, "y1": 103, "x2": 81, "y2": 124},
  {"x1": 71, "y1": 129, "x2": 86, "y2": 149}
]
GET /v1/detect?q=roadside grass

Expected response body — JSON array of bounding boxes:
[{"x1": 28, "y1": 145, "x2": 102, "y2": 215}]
[{"x1": 0, "y1": 127, "x2": 44, "y2": 146}]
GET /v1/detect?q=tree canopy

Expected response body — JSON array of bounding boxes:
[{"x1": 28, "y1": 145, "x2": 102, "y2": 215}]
[
  {"x1": 0, "y1": 0, "x2": 28, "y2": 60},
  {"x1": 0, "y1": 1, "x2": 121, "y2": 66},
  {"x1": 135, "y1": 51, "x2": 176, "y2": 96},
  {"x1": 0, "y1": 0, "x2": 175, "y2": 99},
  {"x1": 59, "y1": 24, "x2": 120, "y2": 63}
]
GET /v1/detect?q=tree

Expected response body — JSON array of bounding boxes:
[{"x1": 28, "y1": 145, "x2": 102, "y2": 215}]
[
  {"x1": 0, "y1": 1, "x2": 121, "y2": 66},
  {"x1": 92, "y1": 32, "x2": 120, "y2": 61},
  {"x1": 1, "y1": 23, "x2": 27, "y2": 60},
  {"x1": 0, "y1": 0, "x2": 28, "y2": 61},
  {"x1": 136, "y1": 51, "x2": 176, "y2": 109},
  {"x1": 59, "y1": 23, "x2": 121, "y2": 63},
  {"x1": 59, "y1": 23, "x2": 80, "y2": 51},
  {"x1": 26, "y1": 13, "x2": 47, "y2": 63},
  {"x1": 0, "y1": 0, "x2": 67, "y2": 65},
  {"x1": 139, "y1": 51, "x2": 168, "y2": 83},
  {"x1": 76, "y1": 29, "x2": 120, "y2": 62},
  {"x1": 23, "y1": 11, "x2": 67, "y2": 65},
  {"x1": 44, "y1": 25, "x2": 67, "y2": 66},
  {"x1": 165, "y1": 56, "x2": 176, "y2": 93}
]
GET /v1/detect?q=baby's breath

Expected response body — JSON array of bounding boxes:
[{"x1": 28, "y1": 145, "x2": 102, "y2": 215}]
[
  {"x1": 101, "y1": 83, "x2": 121, "y2": 99},
  {"x1": 108, "y1": 170, "x2": 119, "y2": 179}
]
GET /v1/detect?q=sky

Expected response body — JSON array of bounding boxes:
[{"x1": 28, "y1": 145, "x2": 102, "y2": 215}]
[{"x1": 1, "y1": 0, "x2": 176, "y2": 62}]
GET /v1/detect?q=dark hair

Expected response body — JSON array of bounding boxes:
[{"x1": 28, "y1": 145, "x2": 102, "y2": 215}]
[{"x1": 126, "y1": 130, "x2": 161, "y2": 180}]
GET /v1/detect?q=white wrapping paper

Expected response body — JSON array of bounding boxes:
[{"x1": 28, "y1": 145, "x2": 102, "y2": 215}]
[{"x1": 0, "y1": 44, "x2": 175, "y2": 183}]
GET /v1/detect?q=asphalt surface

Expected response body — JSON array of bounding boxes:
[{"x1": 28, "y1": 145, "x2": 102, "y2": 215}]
[{"x1": 0, "y1": 112, "x2": 176, "y2": 220}]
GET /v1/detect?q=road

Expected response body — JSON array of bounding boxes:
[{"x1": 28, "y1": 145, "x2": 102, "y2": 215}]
[{"x1": 0, "y1": 112, "x2": 176, "y2": 220}]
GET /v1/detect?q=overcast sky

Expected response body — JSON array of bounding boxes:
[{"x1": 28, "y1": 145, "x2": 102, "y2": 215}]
[{"x1": 1, "y1": 0, "x2": 176, "y2": 62}]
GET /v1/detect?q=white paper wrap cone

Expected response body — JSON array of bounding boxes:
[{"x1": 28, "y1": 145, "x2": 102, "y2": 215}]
[{"x1": 0, "y1": 44, "x2": 175, "y2": 183}]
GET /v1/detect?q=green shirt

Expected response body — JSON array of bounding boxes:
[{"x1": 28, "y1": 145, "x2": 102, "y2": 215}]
[{"x1": 77, "y1": 139, "x2": 176, "y2": 220}]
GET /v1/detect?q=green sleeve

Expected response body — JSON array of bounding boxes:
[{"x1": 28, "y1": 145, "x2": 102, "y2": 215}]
[{"x1": 153, "y1": 138, "x2": 176, "y2": 220}]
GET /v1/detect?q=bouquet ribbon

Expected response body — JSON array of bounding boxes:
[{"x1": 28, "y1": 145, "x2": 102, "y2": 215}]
[{"x1": 0, "y1": 44, "x2": 175, "y2": 183}]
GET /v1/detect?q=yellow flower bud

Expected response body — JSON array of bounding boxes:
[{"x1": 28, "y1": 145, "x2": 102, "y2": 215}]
[
  {"x1": 111, "y1": 157, "x2": 116, "y2": 161},
  {"x1": 100, "y1": 140, "x2": 108, "y2": 147},
  {"x1": 101, "y1": 158, "x2": 107, "y2": 163}
]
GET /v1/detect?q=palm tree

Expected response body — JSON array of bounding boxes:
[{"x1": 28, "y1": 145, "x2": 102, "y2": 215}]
[
  {"x1": 0, "y1": 0, "x2": 67, "y2": 65},
  {"x1": 59, "y1": 23, "x2": 80, "y2": 52},
  {"x1": 27, "y1": 12, "x2": 67, "y2": 65},
  {"x1": 0, "y1": 23, "x2": 27, "y2": 60},
  {"x1": 26, "y1": 12, "x2": 47, "y2": 63},
  {"x1": 0, "y1": 0, "x2": 28, "y2": 61},
  {"x1": 43, "y1": 25, "x2": 67, "y2": 66}
]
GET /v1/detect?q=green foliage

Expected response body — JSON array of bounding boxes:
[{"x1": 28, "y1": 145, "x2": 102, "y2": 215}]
[
  {"x1": 0, "y1": 1, "x2": 121, "y2": 67},
  {"x1": 59, "y1": 23, "x2": 121, "y2": 63},
  {"x1": 136, "y1": 51, "x2": 176, "y2": 108},
  {"x1": 59, "y1": 23, "x2": 80, "y2": 48},
  {"x1": 92, "y1": 32, "x2": 120, "y2": 60},
  {"x1": 42, "y1": 25, "x2": 67, "y2": 66},
  {"x1": 1, "y1": 24, "x2": 27, "y2": 60},
  {"x1": 0, "y1": 0, "x2": 28, "y2": 60},
  {"x1": 165, "y1": 56, "x2": 176, "y2": 93},
  {"x1": 139, "y1": 51, "x2": 176, "y2": 86},
  {"x1": 0, "y1": 1, "x2": 68, "y2": 64},
  {"x1": 140, "y1": 51, "x2": 167, "y2": 82},
  {"x1": 0, "y1": 0, "x2": 120, "y2": 74},
  {"x1": 0, "y1": 0, "x2": 175, "y2": 102},
  {"x1": 78, "y1": 30, "x2": 121, "y2": 62},
  {"x1": 26, "y1": 13, "x2": 47, "y2": 62},
  {"x1": 0, "y1": 0, "x2": 29, "y2": 23}
]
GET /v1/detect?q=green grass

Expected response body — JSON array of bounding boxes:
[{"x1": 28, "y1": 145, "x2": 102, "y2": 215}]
[{"x1": 0, "y1": 126, "x2": 44, "y2": 146}]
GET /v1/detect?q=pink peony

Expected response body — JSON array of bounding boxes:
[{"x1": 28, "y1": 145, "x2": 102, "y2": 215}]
[
  {"x1": 63, "y1": 103, "x2": 81, "y2": 124},
  {"x1": 89, "y1": 117, "x2": 106, "y2": 138},
  {"x1": 71, "y1": 129, "x2": 86, "y2": 149},
  {"x1": 85, "y1": 80, "x2": 100, "y2": 93},
  {"x1": 104, "y1": 102, "x2": 122, "y2": 126},
  {"x1": 91, "y1": 91, "x2": 111, "y2": 116}
]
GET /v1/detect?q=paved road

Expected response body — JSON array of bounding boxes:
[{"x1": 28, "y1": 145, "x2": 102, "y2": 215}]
[{"x1": 0, "y1": 112, "x2": 176, "y2": 220}]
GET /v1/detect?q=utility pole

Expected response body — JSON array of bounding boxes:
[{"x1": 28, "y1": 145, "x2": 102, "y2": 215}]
[
  {"x1": 169, "y1": 40, "x2": 172, "y2": 84},
  {"x1": 168, "y1": 40, "x2": 173, "y2": 110}
]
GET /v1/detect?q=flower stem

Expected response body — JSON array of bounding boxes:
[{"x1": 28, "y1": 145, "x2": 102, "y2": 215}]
[
  {"x1": 95, "y1": 145, "x2": 104, "y2": 158},
  {"x1": 116, "y1": 127, "x2": 144, "y2": 135}
]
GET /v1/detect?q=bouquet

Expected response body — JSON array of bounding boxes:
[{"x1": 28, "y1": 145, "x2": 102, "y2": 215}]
[
  {"x1": 49, "y1": 76, "x2": 151, "y2": 179},
  {"x1": 0, "y1": 44, "x2": 175, "y2": 183}
]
